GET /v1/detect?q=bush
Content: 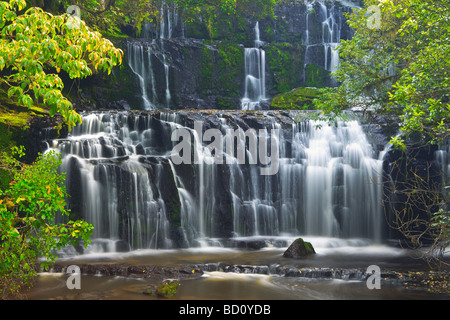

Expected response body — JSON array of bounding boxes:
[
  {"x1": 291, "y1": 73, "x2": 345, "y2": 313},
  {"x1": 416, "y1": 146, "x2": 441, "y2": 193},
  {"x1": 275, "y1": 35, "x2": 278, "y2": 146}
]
[{"x1": 0, "y1": 147, "x2": 93, "y2": 299}]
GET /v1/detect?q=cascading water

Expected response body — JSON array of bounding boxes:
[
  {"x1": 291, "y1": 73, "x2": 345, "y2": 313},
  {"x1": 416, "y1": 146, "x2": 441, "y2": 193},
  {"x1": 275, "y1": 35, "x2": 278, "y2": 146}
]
[
  {"x1": 241, "y1": 22, "x2": 267, "y2": 111},
  {"x1": 141, "y1": 0, "x2": 180, "y2": 39},
  {"x1": 320, "y1": 2, "x2": 341, "y2": 73},
  {"x1": 158, "y1": 1, "x2": 173, "y2": 107},
  {"x1": 158, "y1": 0, "x2": 179, "y2": 40},
  {"x1": 127, "y1": 1, "x2": 177, "y2": 110},
  {"x1": 127, "y1": 42, "x2": 157, "y2": 110},
  {"x1": 49, "y1": 111, "x2": 387, "y2": 253},
  {"x1": 304, "y1": 0, "x2": 344, "y2": 82},
  {"x1": 127, "y1": 39, "x2": 172, "y2": 110}
]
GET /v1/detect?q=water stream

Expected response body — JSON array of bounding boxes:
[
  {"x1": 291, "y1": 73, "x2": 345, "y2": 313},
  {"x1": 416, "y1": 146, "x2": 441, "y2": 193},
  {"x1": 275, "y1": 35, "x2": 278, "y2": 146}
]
[
  {"x1": 28, "y1": 237, "x2": 447, "y2": 300},
  {"x1": 241, "y1": 22, "x2": 267, "y2": 110}
]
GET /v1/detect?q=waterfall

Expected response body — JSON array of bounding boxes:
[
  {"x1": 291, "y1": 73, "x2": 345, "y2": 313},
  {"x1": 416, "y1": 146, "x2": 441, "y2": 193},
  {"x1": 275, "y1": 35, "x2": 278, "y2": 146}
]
[
  {"x1": 127, "y1": 40, "x2": 172, "y2": 109},
  {"x1": 304, "y1": 0, "x2": 343, "y2": 82},
  {"x1": 50, "y1": 111, "x2": 387, "y2": 252},
  {"x1": 320, "y1": 2, "x2": 340, "y2": 73},
  {"x1": 127, "y1": 42, "x2": 156, "y2": 110},
  {"x1": 158, "y1": 1, "x2": 173, "y2": 107},
  {"x1": 241, "y1": 22, "x2": 267, "y2": 110},
  {"x1": 129, "y1": 1, "x2": 177, "y2": 110},
  {"x1": 158, "y1": 0, "x2": 179, "y2": 39},
  {"x1": 141, "y1": 0, "x2": 180, "y2": 39}
]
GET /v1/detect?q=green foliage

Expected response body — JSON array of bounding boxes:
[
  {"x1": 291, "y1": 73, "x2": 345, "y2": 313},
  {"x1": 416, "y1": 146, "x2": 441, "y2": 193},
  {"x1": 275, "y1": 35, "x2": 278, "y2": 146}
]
[
  {"x1": 199, "y1": 45, "x2": 214, "y2": 98},
  {"x1": 0, "y1": 147, "x2": 93, "y2": 299},
  {"x1": 314, "y1": 0, "x2": 449, "y2": 148},
  {"x1": 175, "y1": 0, "x2": 277, "y2": 41},
  {"x1": 429, "y1": 186, "x2": 450, "y2": 267},
  {"x1": 155, "y1": 280, "x2": 180, "y2": 298},
  {"x1": 271, "y1": 87, "x2": 320, "y2": 110},
  {"x1": 304, "y1": 64, "x2": 328, "y2": 88},
  {"x1": 0, "y1": 0, "x2": 123, "y2": 129},
  {"x1": 265, "y1": 43, "x2": 305, "y2": 94},
  {"x1": 197, "y1": 42, "x2": 243, "y2": 104},
  {"x1": 217, "y1": 43, "x2": 244, "y2": 98}
]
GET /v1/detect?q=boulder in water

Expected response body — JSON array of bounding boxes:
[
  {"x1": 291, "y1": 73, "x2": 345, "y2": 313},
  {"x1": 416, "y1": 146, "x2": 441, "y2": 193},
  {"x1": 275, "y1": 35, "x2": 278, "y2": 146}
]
[{"x1": 283, "y1": 238, "x2": 316, "y2": 259}]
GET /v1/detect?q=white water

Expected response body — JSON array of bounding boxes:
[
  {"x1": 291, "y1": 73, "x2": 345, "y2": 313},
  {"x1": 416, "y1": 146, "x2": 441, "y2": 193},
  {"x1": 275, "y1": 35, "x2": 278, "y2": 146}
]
[
  {"x1": 241, "y1": 22, "x2": 267, "y2": 110},
  {"x1": 304, "y1": 0, "x2": 343, "y2": 81},
  {"x1": 158, "y1": 1, "x2": 173, "y2": 108},
  {"x1": 127, "y1": 40, "x2": 172, "y2": 109},
  {"x1": 127, "y1": 42, "x2": 156, "y2": 110},
  {"x1": 141, "y1": 0, "x2": 180, "y2": 39},
  {"x1": 50, "y1": 111, "x2": 390, "y2": 254},
  {"x1": 31, "y1": 234, "x2": 442, "y2": 301},
  {"x1": 128, "y1": 0, "x2": 178, "y2": 110}
]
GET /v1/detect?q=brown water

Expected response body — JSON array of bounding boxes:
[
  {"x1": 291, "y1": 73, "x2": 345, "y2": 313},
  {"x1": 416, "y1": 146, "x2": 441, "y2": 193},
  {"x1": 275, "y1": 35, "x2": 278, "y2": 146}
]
[{"x1": 26, "y1": 237, "x2": 450, "y2": 301}]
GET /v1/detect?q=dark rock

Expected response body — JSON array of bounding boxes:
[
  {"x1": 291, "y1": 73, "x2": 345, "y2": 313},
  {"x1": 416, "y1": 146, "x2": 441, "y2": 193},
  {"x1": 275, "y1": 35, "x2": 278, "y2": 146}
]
[
  {"x1": 50, "y1": 263, "x2": 204, "y2": 281},
  {"x1": 283, "y1": 238, "x2": 316, "y2": 259}
]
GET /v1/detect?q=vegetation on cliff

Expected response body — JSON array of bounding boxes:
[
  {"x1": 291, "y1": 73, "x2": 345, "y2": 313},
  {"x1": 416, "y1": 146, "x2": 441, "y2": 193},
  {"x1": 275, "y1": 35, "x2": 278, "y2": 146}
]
[
  {"x1": 270, "y1": 87, "x2": 320, "y2": 110},
  {"x1": 0, "y1": 0, "x2": 123, "y2": 130},
  {"x1": 314, "y1": 0, "x2": 449, "y2": 148}
]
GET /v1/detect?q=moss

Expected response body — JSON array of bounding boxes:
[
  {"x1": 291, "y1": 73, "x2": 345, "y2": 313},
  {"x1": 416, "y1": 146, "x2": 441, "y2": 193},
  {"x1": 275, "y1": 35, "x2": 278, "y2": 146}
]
[
  {"x1": 0, "y1": 88, "x2": 48, "y2": 128},
  {"x1": 304, "y1": 64, "x2": 329, "y2": 88},
  {"x1": 216, "y1": 97, "x2": 237, "y2": 110},
  {"x1": 185, "y1": 20, "x2": 210, "y2": 40},
  {"x1": 217, "y1": 43, "x2": 244, "y2": 99},
  {"x1": 155, "y1": 281, "x2": 180, "y2": 298},
  {"x1": 303, "y1": 240, "x2": 315, "y2": 255},
  {"x1": 270, "y1": 87, "x2": 321, "y2": 110},
  {"x1": 142, "y1": 289, "x2": 153, "y2": 296},
  {"x1": 265, "y1": 43, "x2": 305, "y2": 95},
  {"x1": 283, "y1": 237, "x2": 316, "y2": 259},
  {"x1": 199, "y1": 45, "x2": 215, "y2": 99},
  {"x1": 197, "y1": 42, "x2": 243, "y2": 105},
  {"x1": 0, "y1": 87, "x2": 52, "y2": 190}
]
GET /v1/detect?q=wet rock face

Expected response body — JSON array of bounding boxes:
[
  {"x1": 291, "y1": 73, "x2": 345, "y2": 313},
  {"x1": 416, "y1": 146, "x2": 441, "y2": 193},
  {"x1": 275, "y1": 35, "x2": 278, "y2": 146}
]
[{"x1": 73, "y1": 1, "x2": 356, "y2": 111}]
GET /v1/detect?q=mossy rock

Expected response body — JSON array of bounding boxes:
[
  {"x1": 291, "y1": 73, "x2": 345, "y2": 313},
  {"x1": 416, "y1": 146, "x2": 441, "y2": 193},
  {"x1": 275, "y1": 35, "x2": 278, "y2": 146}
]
[
  {"x1": 142, "y1": 280, "x2": 181, "y2": 298},
  {"x1": 305, "y1": 64, "x2": 329, "y2": 88},
  {"x1": 155, "y1": 281, "x2": 180, "y2": 298},
  {"x1": 0, "y1": 87, "x2": 48, "y2": 128},
  {"x1": 283, "y1": 238, "x2": 316, "y2": 259},
  {"x1": 265, "y1": 43, "x2": 306, "y2": 95},
  {"x1": 270, "y1": 87, "x2": 321, "y2": 110}
]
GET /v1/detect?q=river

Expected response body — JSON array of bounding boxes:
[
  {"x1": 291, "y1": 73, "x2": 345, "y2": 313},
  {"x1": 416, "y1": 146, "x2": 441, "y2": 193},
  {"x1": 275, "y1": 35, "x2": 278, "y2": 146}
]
[{"x1": 26, "y1": 236, "x2": 449, "y2": 300}]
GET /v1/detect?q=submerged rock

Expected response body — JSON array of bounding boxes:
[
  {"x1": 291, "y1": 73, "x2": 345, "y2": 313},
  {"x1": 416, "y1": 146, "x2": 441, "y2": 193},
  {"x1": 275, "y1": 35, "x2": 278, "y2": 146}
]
[{"x1": 283, "y1": 238, "x2": 316, "y2": 259}]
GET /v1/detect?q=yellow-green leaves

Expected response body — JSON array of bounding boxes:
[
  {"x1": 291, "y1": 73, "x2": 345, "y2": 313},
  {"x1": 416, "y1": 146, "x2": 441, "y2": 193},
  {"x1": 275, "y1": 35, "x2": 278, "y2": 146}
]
[
  {"x1": 9, "y1": 0, "x2": 26, "y2": 11},
  {"x1": 0, "y1": 2, "x2": 123, "y2": 129},
  {"x1": 0, "y1": 147, "x2": 94, "y2": 299}
]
